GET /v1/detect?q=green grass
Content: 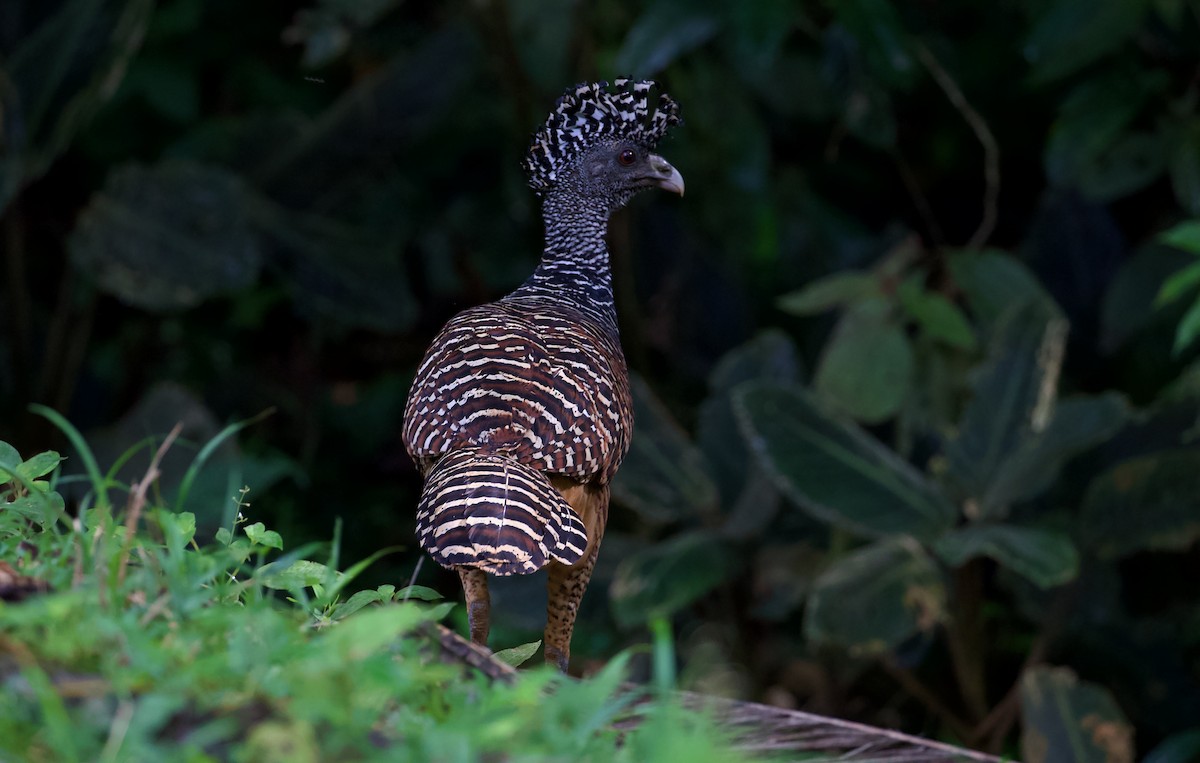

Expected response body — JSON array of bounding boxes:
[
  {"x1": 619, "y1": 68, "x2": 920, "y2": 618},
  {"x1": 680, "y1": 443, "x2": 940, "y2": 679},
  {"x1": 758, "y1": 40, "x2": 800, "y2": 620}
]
[{"x1": 0, "y1": 420, "x2": 751, "y2": 762}]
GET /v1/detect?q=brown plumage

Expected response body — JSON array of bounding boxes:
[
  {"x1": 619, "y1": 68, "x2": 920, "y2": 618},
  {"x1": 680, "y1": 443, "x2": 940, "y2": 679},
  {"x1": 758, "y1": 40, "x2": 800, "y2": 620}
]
[{"x1": 401, "y1": 79, "x2": 683, "y2": 671}]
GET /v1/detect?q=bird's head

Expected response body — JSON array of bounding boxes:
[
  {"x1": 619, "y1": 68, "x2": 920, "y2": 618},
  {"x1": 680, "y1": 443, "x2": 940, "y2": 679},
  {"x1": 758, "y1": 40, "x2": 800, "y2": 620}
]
[{"x1": 522, "y1": 79, "x2": 683, "y2": 209}]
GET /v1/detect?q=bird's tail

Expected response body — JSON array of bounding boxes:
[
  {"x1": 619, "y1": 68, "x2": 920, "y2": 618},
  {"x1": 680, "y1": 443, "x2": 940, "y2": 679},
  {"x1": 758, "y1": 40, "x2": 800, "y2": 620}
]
[{"x1": 416, "y1": 449, "x2": 589, "y2": 576}]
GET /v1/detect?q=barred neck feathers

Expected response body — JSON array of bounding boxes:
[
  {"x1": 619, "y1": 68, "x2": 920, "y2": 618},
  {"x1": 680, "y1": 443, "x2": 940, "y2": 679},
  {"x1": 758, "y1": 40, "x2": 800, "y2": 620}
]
[
  {"x1": 507, "y1": 79, "x2": 684, "y2": 329},
  {"x1": 507, "y1": 191, "x2": 615, "y2": 326}
]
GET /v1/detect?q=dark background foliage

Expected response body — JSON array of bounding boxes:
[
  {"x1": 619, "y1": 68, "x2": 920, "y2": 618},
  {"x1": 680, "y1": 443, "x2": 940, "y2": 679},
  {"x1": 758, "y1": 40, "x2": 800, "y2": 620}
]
[{"x1": 4, "y1": 0, "x2": 1200, "y2": 759}]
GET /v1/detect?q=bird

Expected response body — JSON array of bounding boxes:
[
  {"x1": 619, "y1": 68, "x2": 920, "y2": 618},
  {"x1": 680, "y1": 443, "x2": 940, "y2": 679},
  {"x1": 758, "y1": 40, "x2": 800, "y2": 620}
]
[{"x1": 401, "y1": 79, "x2": 683, "y2": 671}]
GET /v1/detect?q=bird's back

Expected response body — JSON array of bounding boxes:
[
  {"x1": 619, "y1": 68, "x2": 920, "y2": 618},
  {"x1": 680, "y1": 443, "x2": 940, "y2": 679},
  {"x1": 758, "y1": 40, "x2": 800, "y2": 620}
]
[{"x1": 402, "y1": 295, "x2": 632, "y2": 485}]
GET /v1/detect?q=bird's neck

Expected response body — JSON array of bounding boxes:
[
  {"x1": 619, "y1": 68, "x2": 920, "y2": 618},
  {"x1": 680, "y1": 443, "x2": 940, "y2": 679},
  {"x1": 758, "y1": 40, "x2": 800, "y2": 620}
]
[{"x1": 509, "y1": 192, "x2": 617, "y2": 327}]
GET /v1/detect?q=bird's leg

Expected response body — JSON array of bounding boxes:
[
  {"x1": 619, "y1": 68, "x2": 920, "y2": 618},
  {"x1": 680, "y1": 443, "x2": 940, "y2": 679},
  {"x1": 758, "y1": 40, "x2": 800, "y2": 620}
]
[
  {"x1": 458, "y1": 567, "x2": 491, "y2": 646},
  {"x1": 544, "y1": 544, "x2": 600, "y2": 673}
]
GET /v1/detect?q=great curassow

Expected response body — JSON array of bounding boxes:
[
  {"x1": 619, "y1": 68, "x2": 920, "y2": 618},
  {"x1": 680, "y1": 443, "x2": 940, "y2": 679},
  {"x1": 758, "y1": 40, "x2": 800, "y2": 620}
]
[{"x1": 401, "y1": 79, "x2": 683, "y2": 671}]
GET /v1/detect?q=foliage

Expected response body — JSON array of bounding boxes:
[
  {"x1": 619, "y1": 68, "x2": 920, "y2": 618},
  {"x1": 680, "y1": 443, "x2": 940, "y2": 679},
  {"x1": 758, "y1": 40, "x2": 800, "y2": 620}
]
[
  {"x1": 0, "y1": 434, "x2": 748, "y2": 762},
  {"x1": 3, "y1": 0, "x2": 1200, "y2": 760}
]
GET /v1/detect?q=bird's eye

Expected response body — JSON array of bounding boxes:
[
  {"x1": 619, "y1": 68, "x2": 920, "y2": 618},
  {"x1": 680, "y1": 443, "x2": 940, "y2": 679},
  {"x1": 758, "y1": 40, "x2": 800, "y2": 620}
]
[{"x1": 617, "y1": 149, "x2": 637, "y2": 166}]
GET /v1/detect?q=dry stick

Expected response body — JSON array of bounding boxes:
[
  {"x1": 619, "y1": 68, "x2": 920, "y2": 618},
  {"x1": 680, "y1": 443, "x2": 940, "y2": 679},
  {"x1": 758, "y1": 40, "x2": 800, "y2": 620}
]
[
  {"x1": 915, "y1": 43, "x2": 1000, "y2": 250},
  {"x1": 117, "y1": 423, "x2": 183, "y2": 587}
]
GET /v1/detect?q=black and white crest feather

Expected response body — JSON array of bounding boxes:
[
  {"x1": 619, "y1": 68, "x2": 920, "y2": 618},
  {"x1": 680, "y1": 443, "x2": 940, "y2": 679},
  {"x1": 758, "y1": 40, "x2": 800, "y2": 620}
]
[{"x1": 522, "y1": 78, "x2": 682, "y2": 194}]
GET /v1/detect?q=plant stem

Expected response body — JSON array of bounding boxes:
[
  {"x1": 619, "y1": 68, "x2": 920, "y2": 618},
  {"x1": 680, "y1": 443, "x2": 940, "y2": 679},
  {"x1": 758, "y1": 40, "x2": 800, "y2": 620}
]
[{"x1": 946, "y1": 559, "x2": 989, "y2": 722}]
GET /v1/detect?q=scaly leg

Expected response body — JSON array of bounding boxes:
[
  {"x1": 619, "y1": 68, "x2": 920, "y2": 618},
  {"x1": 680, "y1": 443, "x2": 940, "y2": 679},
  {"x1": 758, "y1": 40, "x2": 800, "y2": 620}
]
[
  {"x1": 544, "y1": 482, "x2": 608, "y2": 673},
  {"x1": 544, "y1": 543, "x2": 600, "y2": 672},
  {"x1": 458, "y1": 567, "x2": 491, "y2": 646}
]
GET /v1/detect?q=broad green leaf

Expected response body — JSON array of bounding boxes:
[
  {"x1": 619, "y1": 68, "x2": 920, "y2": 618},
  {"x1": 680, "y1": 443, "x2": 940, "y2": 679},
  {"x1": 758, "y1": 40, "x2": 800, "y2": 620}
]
[
  {"x1": 776, "y1": 271, "x2": 877, "y2": 315},
  {"x1": 981, "y1": 393, "x2": 1129, "y2": 516},
  {"x1": 1076, "y1": 130, "x2": 1167, "y2": 203},
  {"x1": 0, "y1": 442, "x2": 21, "y2": 487},
  {"x1": 1101, "y1": 245, "x2": 1194, "y2": 352},
  {"x1": 1081, "y1": 449, "x2": 1200, "y2": 558},
  {"x1": 244, "y1": 522, "x2": 284, "y2": 551},
  {"x1": 829, "y1": 0, "x2": 915, "y2": 87},
  {"x1": 1155, "y1": 260, "x2": 1200, "y2": 307},
  {"x1": 1172, "y1": 297, "x2": 1200, "y2": 355},
  {"x1": 397, "y1": 585, "x2": 444, "y2": 602},
  {"x1": 15, "y1": 452, "x2": 63, "y2": 482},
  {"x1": 331, "y1": 589, "x2": 385, "y2": 621},
  {"x1": 1043, "y1": 68, "x2": 1166, "y2": 197},
  {"x1": 260, "y1": 560, "x2": 343, "y2": 592},
  {"x1": 945, "y1": 300, "x2": 1066, "y2": 502},
  {"x1": 934, "y1": 525, "x2": 1079, "y2": 589},
  {"x1": 948, "y1": 249, "x2": 1061, "y2": 333},
  {"x1": 69, "y1": 162, "x2": 262, "y2": 312},
  {"x1": 612, "y1": 375, "x2": 719, "y2": 525},
  {"x1": 814, "y1": 304, "x2": 914, "y2": 423},
  {"x1": 1143, "y1": 729, "x2": 1200, "y2": 763},
  {"x1": 610, "y1": 531, "x2": 736, "y2": 628},
  {"x1": 734, "y1": 381, "x2": 956, "y2": 540},
  {"x1": 493, "y1": 640, "x2": 541, "y2": 668},
  {"x1": 0, "y1": 0, "x2": 153, "y2": 214},
  {"x1": 707, "y1": 329, "x2": 801, "y2": 394},
  {"x1": 699, "y1": 330, "x2": 798, "y2": 524},
  {"x1": 1020, "y1": 667, "x2": 1134, "y2": 763},
  {"x1": 805, "y1": 538, "x2": 945, "y2": 654},
  {"x1": 1024, "y1": 0, "x2": 1147, "y2": 85},
  {"x1": 613, "y1": 2, "x2": 720, "y2": 77},
  {"x1": 1168, "y1": 121, "x2": 1200, "y2": 215},
  {"x1": 318, "y1": 605, "x2": 428, "y2": 660},
  {"x1": 897, "y1": 278, "x2": 977, "y2": 351},
  {"x1": 1158, "y1": 220, "x2": 1200, "y2": 255}
]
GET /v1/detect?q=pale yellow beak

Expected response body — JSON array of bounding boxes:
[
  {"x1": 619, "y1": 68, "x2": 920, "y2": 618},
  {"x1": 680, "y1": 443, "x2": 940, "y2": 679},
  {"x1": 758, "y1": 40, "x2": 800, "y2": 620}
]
[{"x1": 648, "y1": 154, "x2": 685, "y2": 197}]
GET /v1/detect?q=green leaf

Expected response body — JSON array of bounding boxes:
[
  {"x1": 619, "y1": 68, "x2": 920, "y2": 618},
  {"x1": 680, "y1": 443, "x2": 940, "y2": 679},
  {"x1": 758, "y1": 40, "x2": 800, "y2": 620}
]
[
  {"x1": 613, "y1": 2, "x2": 720, "y2": 77},
  {"x1": 331, "y1": 589, "x2": 384, "y2": 621},
  {"x1": 1024, "y1": 0, "x2": 1147, "y2": 85},
  {"x1": 1168, "y1": 121, "x2": 1200, "y2": 216},
  {"x1": 945, "y1": 300, "x2": 1066, "y2": 503},
  {"x1": 493, "y1": 640, "x2": 542, "y2": 668},
  {"x1": 15, "y1": 451, "x2": 63, "y2": 482},
  {"x1": 805, "y1": 538, "x2": 945, "y2": 654},
  {"x1": 0, "y1": 441, "x2": 20, "y2": 466},
  {"x1": 0, "y1": 0, "x2": 153, "y2": 214},
  {"x1": 1019, "y1": 667, "x2": 1133, "y2": 763},
  {"x1": 1158, "y1": 220, "x2": 1200, "y2": 255},
  {"x1": 1101, "y1": 245, "x2": 1194, "y2": 352},
  {"x1": 948, "y1": 249, "x2": 1061, "y2": 333},
  {"x1": 934, "y1": 525, "x2": 1079, "y2": 589},
  {"x1": 69, "y1": 162, "x2": 262, "y2": 312},
  {"x1": 734, "y1": 381, "x2": 956, "y2": 540},
  {"x1": 981, "y1": 393, "x2": 1129, "y2": 516},
  {"x1": 260, "y1": 560, "x2": 343, "y2": 592},
  {"x1": 776, "y1": 271, "x2": 877, "y2": 315},
  {"x1": 1076, "y1": 130, "x2": 1167, "y2": 203},
  {"x1": 1154, "y1": 260, "x2": 1200, "y2": 307},
  {"x1": 612, "y1": 375, "x2": 719, "y2": 525},
  {"x1": 1081, "y1": 449, "x2": 1200, "y2": 559},
  {"x1": 813, "y1": 304, "x2": 914, "y2": 423},
  {"x1": 397, "y1": 585, "x2": 444, "y2": 602},
  {"x1": 898, "y1": 278, "x2": 977, "y2": 351},
  {"x1": 610, "y1": 531, "x2": 736, "y2": 629},
  {"x1": 1172, "y1": 298, "x2": 1200, "y2": 355},
  {"x1": 244, "y1": 522, "x2": 284, "y2": 551},
  {"x1": 828, "y1": 0, "x2": 915, "y2": 87},
  {"x1": 1143, "y1": 729, "x2": 1200, "y2": 763}
]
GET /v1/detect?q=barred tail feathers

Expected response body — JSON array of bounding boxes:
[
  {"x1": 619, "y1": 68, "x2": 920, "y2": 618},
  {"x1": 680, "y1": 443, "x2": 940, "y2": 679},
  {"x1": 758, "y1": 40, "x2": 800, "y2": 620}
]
[{"x1": 416, "y1": 449, "x2": 588, "y2": 576}]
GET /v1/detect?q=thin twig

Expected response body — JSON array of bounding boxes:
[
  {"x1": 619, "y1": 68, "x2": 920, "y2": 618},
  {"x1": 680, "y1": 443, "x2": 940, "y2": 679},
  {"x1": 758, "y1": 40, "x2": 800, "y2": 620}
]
[
  {"x1": 969, "y1": 583, "x2": 1076, "y2": 751},
  {"x1": 117, "y1": 423, "x2": 183, "y2": 586},
  {"x1": 882, "y1": 660, "x2": 974, "y2": 742},
  {"x1": 915, "y1": 43, "x2": 999, "y2": 250}
]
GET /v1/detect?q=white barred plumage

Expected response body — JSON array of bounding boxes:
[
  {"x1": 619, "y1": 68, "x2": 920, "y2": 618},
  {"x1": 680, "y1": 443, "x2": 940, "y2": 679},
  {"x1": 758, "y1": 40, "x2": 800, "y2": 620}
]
[{"x1": 401, "y1": 78, "x2": 682, "y2": 670}]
